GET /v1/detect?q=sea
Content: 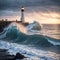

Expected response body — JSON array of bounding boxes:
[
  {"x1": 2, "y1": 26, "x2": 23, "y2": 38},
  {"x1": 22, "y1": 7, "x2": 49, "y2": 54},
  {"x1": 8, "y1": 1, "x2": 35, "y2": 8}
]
[{"x1": 0, "y1": 22, "x2": 60, "y2": 60}]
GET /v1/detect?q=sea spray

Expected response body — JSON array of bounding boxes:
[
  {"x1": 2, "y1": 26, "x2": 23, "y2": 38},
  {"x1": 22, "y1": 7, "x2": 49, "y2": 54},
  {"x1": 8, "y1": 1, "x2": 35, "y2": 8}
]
[
  {"x1": 0, "y1": 40, "x2": 59, "y2": 60},
  {"x1": 0, "y1": 22, "x2": 60, "y2": 60},
  {"x1": 0, "y1": 23, "x2": 53, "y2": 47}
]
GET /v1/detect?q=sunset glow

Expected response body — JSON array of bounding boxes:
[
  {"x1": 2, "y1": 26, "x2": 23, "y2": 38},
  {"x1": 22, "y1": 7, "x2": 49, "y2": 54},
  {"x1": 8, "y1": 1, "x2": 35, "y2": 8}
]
[
  {"x1": 0, "y1": 0, "x2": 60, "y2": 60},
  {"x1": 0, "y1": 11, "x2": 60, "y2": 24},
  {"x1": 25, "y1": 11, "x2": 60, "y2": 24}
]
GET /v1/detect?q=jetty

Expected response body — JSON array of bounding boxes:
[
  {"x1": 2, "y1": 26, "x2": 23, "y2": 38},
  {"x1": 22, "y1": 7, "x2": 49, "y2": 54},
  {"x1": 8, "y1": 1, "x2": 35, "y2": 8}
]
[{"x1": 0, "y1": 20, "x2": 29, "y2": 33}]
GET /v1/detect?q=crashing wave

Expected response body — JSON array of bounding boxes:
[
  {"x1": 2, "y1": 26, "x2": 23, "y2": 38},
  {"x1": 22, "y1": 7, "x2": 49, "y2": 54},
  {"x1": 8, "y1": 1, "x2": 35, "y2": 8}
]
[
  {"x1": 0, "y1": 22, "x2": 60, "y2": 60},
  {"x1": 0, "y1": 22, "x2": 60, "y2": 47},
  {"x1": 0, "y1": 40, "x2": 59, "y2": 60},
  {"x1": 27, "y1": 21, "x2": 41, "y2": 33}
]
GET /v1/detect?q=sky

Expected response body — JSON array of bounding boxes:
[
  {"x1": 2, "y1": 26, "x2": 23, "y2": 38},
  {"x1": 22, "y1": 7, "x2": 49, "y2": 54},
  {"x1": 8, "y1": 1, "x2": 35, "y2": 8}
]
[{"x1": 0, "y1": 0, "x2": 60, "y2": 24}]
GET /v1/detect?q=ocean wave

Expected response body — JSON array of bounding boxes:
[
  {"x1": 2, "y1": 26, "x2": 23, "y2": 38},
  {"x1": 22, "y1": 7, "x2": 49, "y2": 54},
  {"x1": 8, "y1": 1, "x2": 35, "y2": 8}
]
[
  {"x1": 0, "y1": 40, "x2": 59, "y2": 60},
  {"x1": 0, "y1": 23, "x2": 60, "y2": 47}
]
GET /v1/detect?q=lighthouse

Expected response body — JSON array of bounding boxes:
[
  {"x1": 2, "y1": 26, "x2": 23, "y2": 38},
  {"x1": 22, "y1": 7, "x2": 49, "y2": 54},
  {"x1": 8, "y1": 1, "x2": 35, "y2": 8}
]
[{"x1": 20, "y1": 6, "x2": 25, "y2": 23}]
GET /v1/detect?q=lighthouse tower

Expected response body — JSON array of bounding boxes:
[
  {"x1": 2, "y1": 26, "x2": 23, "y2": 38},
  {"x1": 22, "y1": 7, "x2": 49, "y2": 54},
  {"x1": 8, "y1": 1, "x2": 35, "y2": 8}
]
[{"x1": 21, "y1": 6, "x2": 25, "y2": 23}]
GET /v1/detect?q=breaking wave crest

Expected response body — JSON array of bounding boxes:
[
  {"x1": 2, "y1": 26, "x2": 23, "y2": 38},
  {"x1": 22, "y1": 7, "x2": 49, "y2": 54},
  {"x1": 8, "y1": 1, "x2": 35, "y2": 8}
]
[{"x1": 0, "y1": 22, "x2": 60, "y2": 48}]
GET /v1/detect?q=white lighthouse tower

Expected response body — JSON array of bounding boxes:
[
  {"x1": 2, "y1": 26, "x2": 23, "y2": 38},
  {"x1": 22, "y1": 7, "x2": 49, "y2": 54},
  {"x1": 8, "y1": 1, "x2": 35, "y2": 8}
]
[{"x1": 20, "y1": 6, "x2": 25, "y2": 23}]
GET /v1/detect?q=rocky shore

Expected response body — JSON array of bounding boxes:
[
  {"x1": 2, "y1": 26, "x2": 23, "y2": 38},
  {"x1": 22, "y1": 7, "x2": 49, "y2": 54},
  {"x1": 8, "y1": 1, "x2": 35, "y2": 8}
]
[
  {"x1": 0, "y1": 49, "x2": 26, "y2": 60},
  {"x1": 0, "y1": 21, "x2": 12, "y2": 32}
]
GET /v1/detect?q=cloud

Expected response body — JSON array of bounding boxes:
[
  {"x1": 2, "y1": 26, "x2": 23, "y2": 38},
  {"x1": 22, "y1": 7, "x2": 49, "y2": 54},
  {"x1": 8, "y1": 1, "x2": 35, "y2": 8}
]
[
  {"x1": 0, "y1": 0, "x2": 60, "y2": 22},
  {"x1": 0, "y1": 0, "x2": 60, "y2": 11},
  {"x1": 52, "y1": 0, "x2": 60, "y2": 5}
]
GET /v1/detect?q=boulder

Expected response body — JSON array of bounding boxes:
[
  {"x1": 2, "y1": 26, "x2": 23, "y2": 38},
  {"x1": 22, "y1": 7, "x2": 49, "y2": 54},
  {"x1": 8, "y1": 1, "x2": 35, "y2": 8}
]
[{"x1": 13, "y1": 52, "x2": 26, "y2": 60}]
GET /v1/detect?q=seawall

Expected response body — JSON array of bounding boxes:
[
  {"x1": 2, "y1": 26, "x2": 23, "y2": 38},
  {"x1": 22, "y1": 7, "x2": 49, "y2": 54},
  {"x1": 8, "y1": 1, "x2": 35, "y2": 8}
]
[{"x1": 0, "y1": 21, "x2": 29, "y2": 32}]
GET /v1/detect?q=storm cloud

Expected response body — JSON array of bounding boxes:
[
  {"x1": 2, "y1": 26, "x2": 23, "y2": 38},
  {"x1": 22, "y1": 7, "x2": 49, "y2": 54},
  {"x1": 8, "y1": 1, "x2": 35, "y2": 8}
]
[
  {"x1": 0, "y1": 0, "x2": 60, "y2": 23},
  {"x1": 0, "y1": 0, "x2": 60, "y2": 10}
]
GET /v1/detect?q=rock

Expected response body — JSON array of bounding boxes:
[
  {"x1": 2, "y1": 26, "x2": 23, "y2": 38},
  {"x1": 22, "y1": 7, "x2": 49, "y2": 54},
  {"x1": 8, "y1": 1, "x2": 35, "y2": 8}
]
[{"x1": 13, "y1": 53, "x2": 26, "y2": 60}]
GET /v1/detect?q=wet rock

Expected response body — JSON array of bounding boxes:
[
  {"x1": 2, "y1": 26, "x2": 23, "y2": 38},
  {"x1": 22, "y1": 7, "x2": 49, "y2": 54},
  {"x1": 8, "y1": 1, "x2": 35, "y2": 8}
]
[{"x1": 13, "y1": 53, "x2": 26, "y2": 60}]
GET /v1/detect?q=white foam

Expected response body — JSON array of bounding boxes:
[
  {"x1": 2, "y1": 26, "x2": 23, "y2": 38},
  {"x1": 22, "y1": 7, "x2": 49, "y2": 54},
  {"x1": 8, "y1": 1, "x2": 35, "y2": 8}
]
[
  {"x1": 48, "y1": 40, "x2": 60, "y2": 45},
  {"x1": 45, "y1": 37, "x2": 60, "y2": 45},
  {"x1": 0, "y1": 22, "x2": 18, "y2": 39},
  {"x1": 0, "y1": 40, "x2": 59, "y2": 60}
]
